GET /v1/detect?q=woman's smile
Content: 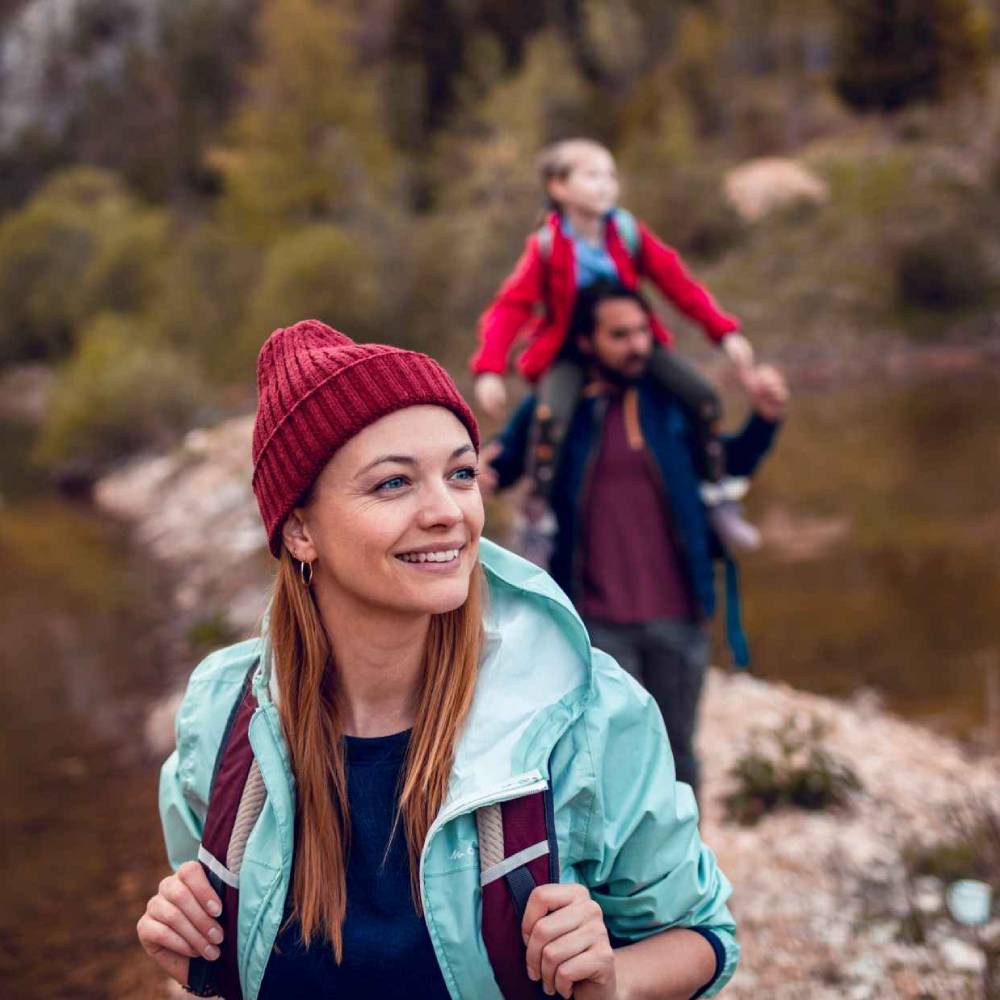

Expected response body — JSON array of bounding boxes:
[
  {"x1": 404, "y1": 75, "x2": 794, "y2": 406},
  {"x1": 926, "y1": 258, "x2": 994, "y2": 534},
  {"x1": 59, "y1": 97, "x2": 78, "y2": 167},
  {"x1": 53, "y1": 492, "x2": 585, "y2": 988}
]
[{"x1": 395, "y1": 543, "x2": 467, "y2": 570}]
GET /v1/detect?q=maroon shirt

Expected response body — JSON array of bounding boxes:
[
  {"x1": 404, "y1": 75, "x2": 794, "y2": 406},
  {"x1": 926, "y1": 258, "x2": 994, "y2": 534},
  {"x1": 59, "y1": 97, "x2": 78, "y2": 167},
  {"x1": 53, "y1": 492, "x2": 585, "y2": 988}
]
[{"x1": 580, "y1": 388, "x2": 694, "y2": 624}]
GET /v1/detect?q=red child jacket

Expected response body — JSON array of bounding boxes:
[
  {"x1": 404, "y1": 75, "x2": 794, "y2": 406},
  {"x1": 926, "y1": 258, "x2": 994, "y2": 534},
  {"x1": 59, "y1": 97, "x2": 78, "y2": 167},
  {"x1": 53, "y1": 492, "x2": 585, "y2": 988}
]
[{"x1": 470, "y1": 210, "x2": 741, "y2": 381}]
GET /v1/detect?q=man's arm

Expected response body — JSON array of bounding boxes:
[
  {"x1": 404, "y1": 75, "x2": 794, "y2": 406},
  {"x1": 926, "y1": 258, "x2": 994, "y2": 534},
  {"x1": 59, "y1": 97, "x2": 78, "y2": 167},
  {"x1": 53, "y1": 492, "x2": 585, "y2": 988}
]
[
  {"x1": 480, "y1": 394, "x2": 536, "y2": 494},
  {"x1": 723, "y1": 364, "x2": 788, "y2": 477}
]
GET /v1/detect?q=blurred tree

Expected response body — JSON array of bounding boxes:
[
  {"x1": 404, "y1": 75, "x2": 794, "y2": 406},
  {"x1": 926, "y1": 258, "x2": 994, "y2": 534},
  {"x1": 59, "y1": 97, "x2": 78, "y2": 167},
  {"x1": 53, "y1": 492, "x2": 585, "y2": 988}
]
[
  {"x1": 149, "y1": 222, "x2": 260, "y2": 383},
  {"x1": 0, "y1": 167, "x2": 162, "y2": 363},
  {"x1": 35, "y1": 311, "x2": 203, "y2": 473},
  {"x1": 239, "y1": 223, "x2": 381, "y2": 365},
  {"x1": 1, "y1": 0, "x2": 258, "y2": 207},
  {"x1": 833, "y1": 0, "x2": 992, "y2": 112},
  {"x1": 211, "y1": 0, "x2": 397, "y2": 242}
]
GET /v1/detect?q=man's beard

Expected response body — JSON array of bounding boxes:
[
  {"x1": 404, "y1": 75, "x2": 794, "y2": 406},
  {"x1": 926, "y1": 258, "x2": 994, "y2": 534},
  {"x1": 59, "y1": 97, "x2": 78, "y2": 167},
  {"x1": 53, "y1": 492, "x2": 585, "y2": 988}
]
[{"x1": 596, "y1": 354, "x2": 649, "y2": 385}]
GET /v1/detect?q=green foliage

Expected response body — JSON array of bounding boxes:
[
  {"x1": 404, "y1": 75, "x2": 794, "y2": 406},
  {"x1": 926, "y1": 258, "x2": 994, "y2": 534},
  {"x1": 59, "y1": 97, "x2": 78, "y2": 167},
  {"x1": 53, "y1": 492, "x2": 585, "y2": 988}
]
[
  {"x1": 0, "y1": 167, "x2": 165, "y2": 364},
  {"x1": 36, "y1": 313, "x2": 204, "y2": 473},
  {"x1": 241, "y1": 224, "x2": 381, "y2": 363},
  {"x1": 895, "y1": 222, "x2": 995, "y2": 312},
  {"x1": 724, "y1": 713, "x2": 862, "y2": 826},
  {"x1": 212, "y1": 0, "x2": 397, "y2": 242},
  {"x1": 903, "y1": 800, "x2": 1000, "y2": 887},
  {"x1": 833, "y1": 0, "x2": 992, "y2": 113},
  {"x1": 76, "y1": 210, "x2": 169, "y2": 320},
  {"x1": 149, "y1": 222, "x2": 261, "y2": 383}
]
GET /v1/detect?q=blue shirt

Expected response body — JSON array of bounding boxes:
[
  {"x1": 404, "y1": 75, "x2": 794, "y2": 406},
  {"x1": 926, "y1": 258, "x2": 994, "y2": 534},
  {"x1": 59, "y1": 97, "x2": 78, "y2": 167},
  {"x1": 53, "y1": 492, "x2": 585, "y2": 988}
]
[
  {"x1": 258, "y1": 730, "x2": 450, "y2": 999},
  {"x1": 561, "y1": 215, "x2": 620, "y2": 287}
]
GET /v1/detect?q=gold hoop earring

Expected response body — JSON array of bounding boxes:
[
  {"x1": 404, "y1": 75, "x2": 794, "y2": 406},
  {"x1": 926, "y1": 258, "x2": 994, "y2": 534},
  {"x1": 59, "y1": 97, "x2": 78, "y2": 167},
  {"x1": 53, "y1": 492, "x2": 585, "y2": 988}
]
[{"x1": 300, "y1": 560, "x2": 314, "y2": 587}]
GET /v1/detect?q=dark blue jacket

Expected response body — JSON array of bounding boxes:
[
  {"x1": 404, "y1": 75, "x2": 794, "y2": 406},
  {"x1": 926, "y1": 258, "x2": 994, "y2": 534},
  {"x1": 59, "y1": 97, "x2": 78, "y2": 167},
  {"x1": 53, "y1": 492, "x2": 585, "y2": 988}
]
[{"x1": 489, "y1": 382, "x2": 779, "y2": 663}]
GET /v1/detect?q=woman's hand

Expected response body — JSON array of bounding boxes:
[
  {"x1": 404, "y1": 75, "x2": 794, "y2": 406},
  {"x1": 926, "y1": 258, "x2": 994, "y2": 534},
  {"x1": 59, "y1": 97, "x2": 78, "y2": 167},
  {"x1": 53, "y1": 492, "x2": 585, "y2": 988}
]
[
  {"x1": 474, "y1": 373, "x2": 508, "y2": 420},
  {"x1": 136, "y1": 861, "x2": 224, "y2": 986},
  {"x1": 522, "y1": 883, "x2": 617, "y2": 999}
]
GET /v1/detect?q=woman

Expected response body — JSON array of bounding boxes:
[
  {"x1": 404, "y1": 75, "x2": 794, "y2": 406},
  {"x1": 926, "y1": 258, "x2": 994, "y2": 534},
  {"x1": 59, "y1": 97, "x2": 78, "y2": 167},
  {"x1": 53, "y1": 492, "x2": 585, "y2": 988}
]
[{"x1": 137, "y1": 320, "x2": 738, "y2": 1000}]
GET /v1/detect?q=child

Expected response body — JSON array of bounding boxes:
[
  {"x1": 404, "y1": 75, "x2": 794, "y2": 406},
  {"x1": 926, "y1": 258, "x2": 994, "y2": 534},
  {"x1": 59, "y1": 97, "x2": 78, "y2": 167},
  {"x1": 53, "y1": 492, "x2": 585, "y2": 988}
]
[{"x1": 470, "y1": 137, "x2": 760, "y2": 560}]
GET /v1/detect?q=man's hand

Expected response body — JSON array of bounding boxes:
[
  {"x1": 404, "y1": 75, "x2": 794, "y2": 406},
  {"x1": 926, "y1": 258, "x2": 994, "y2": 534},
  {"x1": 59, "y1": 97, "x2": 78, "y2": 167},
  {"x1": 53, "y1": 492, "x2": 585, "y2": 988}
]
[
  {"x1": 478, "y1": 440, "x2": 502, "y2": 498},
  {"x1": 475, "y1": 373, "x2": 508, "y2": 419},
  {"x1": 744, "y1": 363, "x2": 789, "y2": 421}
]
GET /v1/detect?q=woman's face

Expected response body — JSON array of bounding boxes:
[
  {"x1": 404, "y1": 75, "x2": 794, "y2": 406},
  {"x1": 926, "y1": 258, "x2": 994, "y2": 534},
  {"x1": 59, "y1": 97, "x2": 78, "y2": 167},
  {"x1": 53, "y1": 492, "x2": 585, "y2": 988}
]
[
  {"x1": 282, "y1": 405, "x2": 484, "y2": 619},
  {"x1": 549, "y1": 147, "x2": 620, "y2": 217}
]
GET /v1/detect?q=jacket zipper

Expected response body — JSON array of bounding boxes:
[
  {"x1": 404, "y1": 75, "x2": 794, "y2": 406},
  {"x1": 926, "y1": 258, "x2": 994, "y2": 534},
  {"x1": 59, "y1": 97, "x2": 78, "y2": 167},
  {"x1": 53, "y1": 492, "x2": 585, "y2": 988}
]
[{"x1": 418, "y1": 770, "x2": 549, "y2": 912}]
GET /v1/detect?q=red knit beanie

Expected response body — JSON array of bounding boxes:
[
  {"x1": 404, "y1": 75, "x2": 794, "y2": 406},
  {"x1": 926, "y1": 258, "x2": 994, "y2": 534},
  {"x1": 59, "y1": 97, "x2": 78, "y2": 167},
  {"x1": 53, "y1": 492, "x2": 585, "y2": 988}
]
[{"x1": 252, "y1": 320, "x2": 480, "y2": 557}]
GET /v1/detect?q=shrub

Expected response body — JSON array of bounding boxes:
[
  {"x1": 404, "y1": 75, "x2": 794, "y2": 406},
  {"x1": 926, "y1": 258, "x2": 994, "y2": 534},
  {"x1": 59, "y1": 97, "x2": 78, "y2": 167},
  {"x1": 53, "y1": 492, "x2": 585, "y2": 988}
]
[
  {"x1": 35, "y1": 313, "x2": 204, "y2": 475},
  {"x1": 833, "y1": 0, "x2": 992, "y2": 113},
  {"x1": 724, "y1": 712, "x2": 862, "y2": 825},
  {"x1": 150, "y1": 222, "x2": 260, "y2": 383},
  {"x1": 903, "y1": 799, "x2": 1000, "y2": 887},
  {"x1": 0, "y1": 166, "x2": 165, "y2": 364},
  {"x1": 895, "y1": 222, "x2": 995, "y2": 311},
  {"x1": 239, "y1": 224, "x2": 381, "y2": 363}
]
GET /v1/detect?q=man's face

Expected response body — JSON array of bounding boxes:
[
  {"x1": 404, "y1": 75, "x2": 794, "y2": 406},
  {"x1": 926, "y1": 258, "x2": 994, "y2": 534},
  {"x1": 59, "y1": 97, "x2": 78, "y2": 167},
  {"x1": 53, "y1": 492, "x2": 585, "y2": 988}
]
[{"x1": 584, "y1": 298, "x2": 653, "y2": 379}]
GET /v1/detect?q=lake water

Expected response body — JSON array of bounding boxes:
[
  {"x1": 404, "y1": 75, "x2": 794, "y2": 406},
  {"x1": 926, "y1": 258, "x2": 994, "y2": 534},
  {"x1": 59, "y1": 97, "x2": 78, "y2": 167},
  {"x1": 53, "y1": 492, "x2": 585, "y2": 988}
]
[
  {"x1": 1, "y1": 365, "x2": 998, "y2": 996},
  {"x1": 738, "y1": 366, "x2": 1000, "y2": 741}
]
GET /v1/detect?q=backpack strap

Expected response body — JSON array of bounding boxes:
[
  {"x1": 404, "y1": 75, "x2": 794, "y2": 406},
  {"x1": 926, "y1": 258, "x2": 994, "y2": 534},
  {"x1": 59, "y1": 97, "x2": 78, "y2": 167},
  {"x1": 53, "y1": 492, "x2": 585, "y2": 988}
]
[
  {"x1": 187, "y1": 663, "x2": 263, "y2": 1000},
  {"x1": 476, "y1": 788, "x2": 560, "y2": 1000},
  {"x1": 536, "y1": 222, "x2": 554, "y2": 263},
  {"x1": 610, "y1": 207, "x2": 640, "y2": 261}
]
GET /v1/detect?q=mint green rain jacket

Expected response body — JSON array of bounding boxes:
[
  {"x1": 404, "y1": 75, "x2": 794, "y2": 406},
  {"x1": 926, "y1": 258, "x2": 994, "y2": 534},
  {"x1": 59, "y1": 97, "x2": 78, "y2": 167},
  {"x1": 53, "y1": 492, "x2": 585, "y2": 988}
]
[{"x1": 159, "y1": 539, "x2": 739, "y2": 999}]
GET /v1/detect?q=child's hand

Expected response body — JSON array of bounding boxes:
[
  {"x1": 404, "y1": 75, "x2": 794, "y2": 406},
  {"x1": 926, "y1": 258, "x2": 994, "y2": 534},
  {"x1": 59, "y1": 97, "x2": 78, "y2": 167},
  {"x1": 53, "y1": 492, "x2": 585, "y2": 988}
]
[
  {"x1": 721, "y1": 332, "x2": 755, "y2": 375},
  {"x1": 475, "y1": 373, "x2": 508, "y2": 419}
]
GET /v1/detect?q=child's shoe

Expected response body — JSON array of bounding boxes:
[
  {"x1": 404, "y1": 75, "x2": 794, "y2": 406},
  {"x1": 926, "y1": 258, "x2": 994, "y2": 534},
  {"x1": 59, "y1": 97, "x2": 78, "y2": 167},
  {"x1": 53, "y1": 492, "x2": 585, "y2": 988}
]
[
  {"x1": 513, "y1": 494, "x2": 558, "y2": 568},
  {"x1": 701, "y1": 477, "x2": 762, "y2": 553}
]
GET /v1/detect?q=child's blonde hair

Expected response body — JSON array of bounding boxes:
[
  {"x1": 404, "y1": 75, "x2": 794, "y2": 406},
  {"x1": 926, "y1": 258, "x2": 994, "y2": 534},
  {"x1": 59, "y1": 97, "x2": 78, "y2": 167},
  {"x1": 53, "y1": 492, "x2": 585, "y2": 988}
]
[{"x1": 537, "y1": 138, "x2": 613, "y2": 206}]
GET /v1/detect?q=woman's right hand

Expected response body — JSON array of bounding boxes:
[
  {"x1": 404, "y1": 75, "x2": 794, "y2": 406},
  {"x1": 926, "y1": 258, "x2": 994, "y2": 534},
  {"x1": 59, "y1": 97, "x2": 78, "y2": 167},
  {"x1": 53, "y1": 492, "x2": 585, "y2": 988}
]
[
  {"x1": 136, "y1": 861, "x2": 224, "y2": 986},
  {"x1": 474, "y1": 373, "x2": 508, "y2": 420}
]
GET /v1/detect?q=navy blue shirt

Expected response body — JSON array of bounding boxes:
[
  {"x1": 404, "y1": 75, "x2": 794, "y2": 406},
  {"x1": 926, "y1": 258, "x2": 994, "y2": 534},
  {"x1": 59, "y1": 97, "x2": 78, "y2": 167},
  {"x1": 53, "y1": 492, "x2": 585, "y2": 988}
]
[{"x1": 258, "y1": 729, "x2": 451, "y2": 999}]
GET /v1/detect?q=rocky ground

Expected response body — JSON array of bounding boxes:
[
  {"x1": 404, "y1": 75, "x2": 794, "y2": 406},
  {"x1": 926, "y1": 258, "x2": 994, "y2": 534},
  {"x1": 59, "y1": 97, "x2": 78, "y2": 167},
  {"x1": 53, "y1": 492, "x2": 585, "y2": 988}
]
[{"x1": 95, "y1": 414, "x2": 1000, "y2": 999}]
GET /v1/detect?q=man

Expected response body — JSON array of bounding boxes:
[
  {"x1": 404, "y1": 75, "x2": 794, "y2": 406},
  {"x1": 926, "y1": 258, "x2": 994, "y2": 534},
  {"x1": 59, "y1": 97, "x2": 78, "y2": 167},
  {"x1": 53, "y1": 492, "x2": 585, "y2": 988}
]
[{"x1": 481, "y1": 281, "x2": 788, "y2": 796}]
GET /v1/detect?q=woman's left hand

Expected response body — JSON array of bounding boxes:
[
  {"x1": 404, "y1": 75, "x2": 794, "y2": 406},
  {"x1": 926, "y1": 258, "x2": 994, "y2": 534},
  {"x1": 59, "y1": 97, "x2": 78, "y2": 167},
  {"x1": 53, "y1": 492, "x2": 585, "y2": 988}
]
[{"x1": 522, "y1": 883, "x2": 617, "y2": 999}]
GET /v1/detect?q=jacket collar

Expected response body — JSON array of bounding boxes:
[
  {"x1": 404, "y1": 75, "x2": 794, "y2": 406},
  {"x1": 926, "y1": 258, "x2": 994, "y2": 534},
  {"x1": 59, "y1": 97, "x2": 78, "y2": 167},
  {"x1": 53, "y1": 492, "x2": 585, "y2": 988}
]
[{"x1": 254, "y1": 539, "x2": 595, "y2": 799}]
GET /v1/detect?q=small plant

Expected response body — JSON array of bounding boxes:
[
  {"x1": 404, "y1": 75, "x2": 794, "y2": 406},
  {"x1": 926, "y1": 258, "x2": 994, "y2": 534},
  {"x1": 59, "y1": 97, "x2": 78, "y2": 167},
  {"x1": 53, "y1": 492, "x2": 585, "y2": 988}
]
[
  {"x1": 904, "y1": 798, "x2": 1000, "y2": 891},
  {"x1": 723, "y1": 712, "x2": 862, "y2": 825}
]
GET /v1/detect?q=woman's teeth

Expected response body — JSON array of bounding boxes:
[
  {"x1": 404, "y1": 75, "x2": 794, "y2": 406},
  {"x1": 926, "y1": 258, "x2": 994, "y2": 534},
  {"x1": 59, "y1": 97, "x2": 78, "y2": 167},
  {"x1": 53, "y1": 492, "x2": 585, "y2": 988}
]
[{"x1": 397, "y1": 548, "x2": 460, "y2": 564}]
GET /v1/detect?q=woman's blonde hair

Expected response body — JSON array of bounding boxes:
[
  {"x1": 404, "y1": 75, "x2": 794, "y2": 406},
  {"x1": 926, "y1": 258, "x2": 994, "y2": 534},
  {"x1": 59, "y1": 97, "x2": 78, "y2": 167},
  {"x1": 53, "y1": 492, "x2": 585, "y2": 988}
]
[
  {"x1": 537, "y1": 137, "x2": 613, "y2": 206},
  {"x1": 268, "y1": 547, "x2": 484, "y2": 961}
]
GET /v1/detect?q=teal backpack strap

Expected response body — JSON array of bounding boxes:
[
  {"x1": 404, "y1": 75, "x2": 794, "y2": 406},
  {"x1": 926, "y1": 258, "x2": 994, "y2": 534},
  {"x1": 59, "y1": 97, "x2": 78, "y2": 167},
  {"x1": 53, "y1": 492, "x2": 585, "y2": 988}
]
[
  {"x1": 611, "y1": 207, "x2": 640, "y2": 261},
  {"x1": 724, "y1": 555, "x2": 750, "y2": 670}
]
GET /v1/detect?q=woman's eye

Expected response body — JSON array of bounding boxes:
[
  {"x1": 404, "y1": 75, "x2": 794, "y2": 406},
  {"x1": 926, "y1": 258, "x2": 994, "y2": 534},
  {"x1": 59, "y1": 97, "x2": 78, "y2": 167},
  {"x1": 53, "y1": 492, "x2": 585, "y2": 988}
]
[
  {"x1": 451, "y1": 466, "x2": 479, "y2": 483},
  {"x1": 375, "y1": 476, "x2": 408, "y2": 492}
]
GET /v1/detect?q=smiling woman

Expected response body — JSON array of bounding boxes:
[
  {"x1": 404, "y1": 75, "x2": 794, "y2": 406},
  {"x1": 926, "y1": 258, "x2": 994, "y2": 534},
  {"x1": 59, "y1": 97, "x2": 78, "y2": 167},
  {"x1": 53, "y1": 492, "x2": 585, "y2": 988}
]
[{"x1": 137, "y1": 320, "x2": 739, "y2": 1000}]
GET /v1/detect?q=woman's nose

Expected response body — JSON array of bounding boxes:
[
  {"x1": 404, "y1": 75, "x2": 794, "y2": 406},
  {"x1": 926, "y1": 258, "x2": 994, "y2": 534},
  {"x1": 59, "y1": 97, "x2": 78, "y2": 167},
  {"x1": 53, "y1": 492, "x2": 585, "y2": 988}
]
[{"x1": 417, "y1": 482, "x2": 463, "y2": 529}]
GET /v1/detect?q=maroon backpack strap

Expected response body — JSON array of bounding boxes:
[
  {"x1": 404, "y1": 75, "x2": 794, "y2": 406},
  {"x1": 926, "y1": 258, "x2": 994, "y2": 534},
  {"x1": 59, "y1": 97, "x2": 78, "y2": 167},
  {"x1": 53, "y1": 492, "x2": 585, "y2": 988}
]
[
  {"x1": 476, "y1": 788, "x2": 559, "y2": 1000},
  {"x1": 186, "y1": 664, "x2": 261, "y2": 1000}
]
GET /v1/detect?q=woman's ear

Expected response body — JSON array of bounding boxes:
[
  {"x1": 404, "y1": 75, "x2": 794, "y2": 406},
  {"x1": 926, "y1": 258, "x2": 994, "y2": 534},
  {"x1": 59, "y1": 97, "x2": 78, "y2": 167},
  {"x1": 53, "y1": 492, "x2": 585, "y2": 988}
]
[{"x1": 281, "y1": 508, "x2": 318, "y2": 564}]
